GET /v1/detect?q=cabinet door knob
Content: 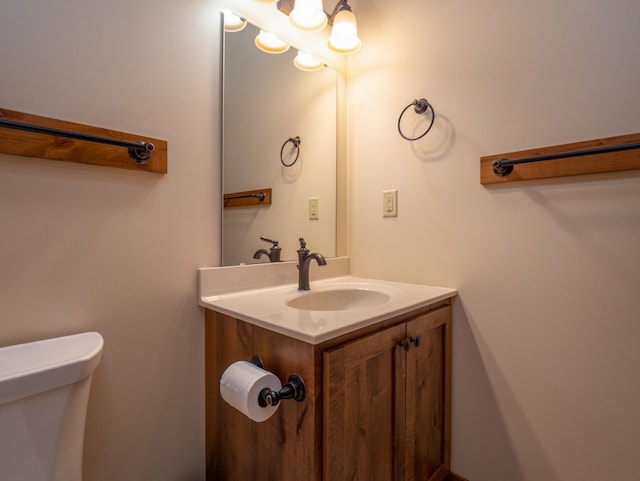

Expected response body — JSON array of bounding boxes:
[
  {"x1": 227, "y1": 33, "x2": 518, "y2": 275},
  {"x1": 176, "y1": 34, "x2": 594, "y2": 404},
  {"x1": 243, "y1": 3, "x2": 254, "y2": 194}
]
[
  {"x1": 398, "y1": 338, "x2": 411, "y2": 352},
  {"x1": 410, "y1": 336, "x2": 421, "y2": 348}
]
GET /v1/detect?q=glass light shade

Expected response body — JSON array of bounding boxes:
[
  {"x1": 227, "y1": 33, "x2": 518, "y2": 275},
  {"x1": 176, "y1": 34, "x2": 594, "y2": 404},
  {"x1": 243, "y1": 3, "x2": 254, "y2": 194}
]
[
  {"x1": 294, "y1": 51, "x2": 324, "y2": 71},
  {"x1": 289, "y1": 0, "x2": 327, "y2": 31},
  {"x1": 328, "y1": 8, "x2": 361, "y2": 54},
  {"x1": 223, "y1": 10, "x2": 247, "y2": 32},
  {"x1": 255, "y1": 30, "x2": 290, "y2": 54}
]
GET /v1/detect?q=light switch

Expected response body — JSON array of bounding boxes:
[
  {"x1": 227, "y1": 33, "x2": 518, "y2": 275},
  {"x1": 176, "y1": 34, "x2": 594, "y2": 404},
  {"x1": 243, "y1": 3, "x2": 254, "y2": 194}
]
[{"x1": 309, "y1": 197, "x2": 319, "y2": 220}]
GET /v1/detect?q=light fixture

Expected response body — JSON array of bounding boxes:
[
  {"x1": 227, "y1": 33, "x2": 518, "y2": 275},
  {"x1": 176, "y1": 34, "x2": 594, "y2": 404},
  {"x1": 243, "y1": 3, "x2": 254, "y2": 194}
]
[
  {"x1": 223, "y1": 9, "x2": 247, "y2": 32},
  {"x1": 271, "y1": 0, "x2": 362, "y2": 56},
  {"x1": 255, "y1": 30, "x2": 290, "y2": 54},
  {"x1": 293, "y1": 51, "x2": 324, "y2": 71},
  {"x1": 328, "y1": 0, "x2": 361, "y2": 54},
  {"x1": 289, "y1": 0, "x2": 327, "y2": 32}
]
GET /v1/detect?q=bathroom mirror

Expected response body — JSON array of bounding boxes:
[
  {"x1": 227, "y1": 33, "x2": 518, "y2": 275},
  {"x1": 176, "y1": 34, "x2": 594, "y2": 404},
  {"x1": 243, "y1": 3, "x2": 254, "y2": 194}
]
[{"x1": 222, "y1": 20, "x2": 337, "y2": 266}]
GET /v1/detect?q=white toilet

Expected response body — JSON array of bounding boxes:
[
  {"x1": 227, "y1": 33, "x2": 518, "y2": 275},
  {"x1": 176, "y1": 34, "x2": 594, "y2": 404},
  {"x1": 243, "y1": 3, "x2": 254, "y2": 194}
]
[{"x1": 0, "y1": 331, "x2": 104, "y2": 481}]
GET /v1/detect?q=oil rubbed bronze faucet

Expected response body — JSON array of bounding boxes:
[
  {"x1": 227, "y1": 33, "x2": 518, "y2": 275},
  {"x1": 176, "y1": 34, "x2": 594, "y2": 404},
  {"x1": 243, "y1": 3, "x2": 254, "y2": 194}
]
[
  {"x1": 296, "y1": 237, "x2": 326, "y2": 290},
  {"x1": 253, "y1": 236, "x2": 282, "y2": 263}
]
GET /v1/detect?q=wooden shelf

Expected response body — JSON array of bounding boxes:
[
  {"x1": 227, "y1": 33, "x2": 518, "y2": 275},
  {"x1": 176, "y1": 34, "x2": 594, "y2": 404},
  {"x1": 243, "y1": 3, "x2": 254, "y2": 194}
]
[
  {"x1": 0, "y1": 108, "x2": 167, "y2": 174},
  {"x1": 223, "y1": 188, "x2": 272, "y2": 209},
  {"x1": 481, "y1": 132, "x2": 640, "y2": 185}
]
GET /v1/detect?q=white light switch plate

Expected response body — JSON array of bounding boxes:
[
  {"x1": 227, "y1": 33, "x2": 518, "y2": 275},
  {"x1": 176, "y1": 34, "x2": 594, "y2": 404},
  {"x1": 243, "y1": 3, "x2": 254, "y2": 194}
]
[{"x1": 309, "y1": 197, "x2": 319, "y2": 220}]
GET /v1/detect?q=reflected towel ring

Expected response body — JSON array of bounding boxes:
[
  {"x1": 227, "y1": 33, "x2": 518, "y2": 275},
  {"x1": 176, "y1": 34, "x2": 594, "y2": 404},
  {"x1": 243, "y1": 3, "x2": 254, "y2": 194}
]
[
  {"x1": 280, "y1": 136, "x2": 301, "y2": 167},
  {"x1": 397, "y1": 98, "x2": 435, "y2": 141}
]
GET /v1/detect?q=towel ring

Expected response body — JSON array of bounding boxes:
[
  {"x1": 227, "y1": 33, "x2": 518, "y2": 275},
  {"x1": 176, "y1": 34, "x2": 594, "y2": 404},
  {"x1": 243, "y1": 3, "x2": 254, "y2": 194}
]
[
  {"x1": 397, "y1": 98, "x2": 435, "y2": 141},
  {"x1": 280, "y1": 136, "x2": 301, "y2": 167}
]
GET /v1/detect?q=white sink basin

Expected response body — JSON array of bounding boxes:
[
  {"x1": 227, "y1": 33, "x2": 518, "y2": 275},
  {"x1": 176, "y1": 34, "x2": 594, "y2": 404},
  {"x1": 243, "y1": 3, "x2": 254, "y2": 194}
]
[
  {"x1": 286, "y1": 288, "x2": 390, "y2": 311},
  {"x1": 198, "y1": 266, "x2": 457, "y2": 344}
]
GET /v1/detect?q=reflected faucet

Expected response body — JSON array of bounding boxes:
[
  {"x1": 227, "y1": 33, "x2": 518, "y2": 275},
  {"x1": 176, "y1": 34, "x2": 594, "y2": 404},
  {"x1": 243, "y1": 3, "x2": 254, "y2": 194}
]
[
  {"x1": 253, "y1": 236, "x2": 282, "y2": 263},
  {"x1": 297, "y1": 237, "x2": 326, "y2": 290}
]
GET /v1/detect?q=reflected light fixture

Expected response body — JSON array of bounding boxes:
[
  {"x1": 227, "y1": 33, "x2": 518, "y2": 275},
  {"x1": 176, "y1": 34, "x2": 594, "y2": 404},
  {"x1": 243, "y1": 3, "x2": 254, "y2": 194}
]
[
  {"x1": 293, "y1": 51, "x2": 324, "y2": 71},
  {"x1": 289, "y1": 0, "x2": 327, "y2": 32},
  {"x1": 223, "y1": 9, "x2": 247, "y2": 32},
  {"x1": 328, "y1": 0, "x2": 361, "y2": 54},
  {"x1": 255, "y1": 30, "x2": 290, "y2": 54}
]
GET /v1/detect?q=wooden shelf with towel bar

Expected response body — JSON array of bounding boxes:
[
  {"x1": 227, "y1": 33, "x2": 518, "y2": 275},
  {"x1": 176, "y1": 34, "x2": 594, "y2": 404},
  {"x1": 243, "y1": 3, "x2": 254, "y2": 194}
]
[
  {"x1": 223, "y1": 188, "x2": 272, "y2": 208},
  {"x1": 0, "y1": 108, "x2": 167, "y2": 173},
  {"x1": 480, "y1": 132, "x2": 640, "y2": 185}
]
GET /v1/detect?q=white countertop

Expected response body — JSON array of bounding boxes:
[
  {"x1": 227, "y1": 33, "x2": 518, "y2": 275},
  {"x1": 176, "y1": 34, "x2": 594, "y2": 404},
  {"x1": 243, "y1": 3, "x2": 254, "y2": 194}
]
[{"x1": 198, "y1": 258, "x2": 457, "y2": 344}]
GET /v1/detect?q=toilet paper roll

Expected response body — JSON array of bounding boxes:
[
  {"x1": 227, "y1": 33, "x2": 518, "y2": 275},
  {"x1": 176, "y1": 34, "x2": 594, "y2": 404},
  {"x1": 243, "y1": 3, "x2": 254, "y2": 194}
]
[{"x1": 219, "y1": 360, "x2": 282, "y2": 422}]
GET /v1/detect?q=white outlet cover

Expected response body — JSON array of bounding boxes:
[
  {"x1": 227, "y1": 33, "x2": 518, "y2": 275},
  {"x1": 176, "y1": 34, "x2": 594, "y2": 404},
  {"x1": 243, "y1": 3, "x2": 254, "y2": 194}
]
[{"x1": 383, "y1": 190, "x2": 397, "y2": 217}]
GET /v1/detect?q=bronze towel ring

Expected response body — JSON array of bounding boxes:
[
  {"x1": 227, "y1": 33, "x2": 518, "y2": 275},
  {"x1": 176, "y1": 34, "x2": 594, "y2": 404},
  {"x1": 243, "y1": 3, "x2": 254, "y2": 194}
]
[
  {"x1": 397, "y1": 98, "x2": 435, "y2": 141},
  {"x1": 280, "y1": 136, "x2": 301, "y2": 167}
]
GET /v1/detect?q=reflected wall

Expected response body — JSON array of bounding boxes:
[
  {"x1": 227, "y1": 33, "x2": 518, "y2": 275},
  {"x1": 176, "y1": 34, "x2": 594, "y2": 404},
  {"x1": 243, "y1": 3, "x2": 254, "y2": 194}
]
[{"x1": 222, "y1": 22, "x2": 337, "y2": 265}]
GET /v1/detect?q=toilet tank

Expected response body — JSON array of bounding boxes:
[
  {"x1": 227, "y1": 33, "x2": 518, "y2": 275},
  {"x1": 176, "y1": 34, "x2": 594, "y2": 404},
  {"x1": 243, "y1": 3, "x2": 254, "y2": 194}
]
[{"x1": 0, "y1": 332, "x2": 104, "y2": 481}]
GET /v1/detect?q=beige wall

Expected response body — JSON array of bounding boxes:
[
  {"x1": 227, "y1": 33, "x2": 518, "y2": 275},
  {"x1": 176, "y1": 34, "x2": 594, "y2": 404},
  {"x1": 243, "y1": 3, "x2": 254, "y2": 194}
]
[
  {"x1": 348, "y1": 0, "x2": 640, "y2": 480},
  {"x1": 222, "y1": 22, "x2": 337, "y2": 265},
  {"x1": 0, "y1": 0, "x2": 221, "y2": 479},
  {"x1": 2, "y1": 0, "x2": 640, "y2": 480}
]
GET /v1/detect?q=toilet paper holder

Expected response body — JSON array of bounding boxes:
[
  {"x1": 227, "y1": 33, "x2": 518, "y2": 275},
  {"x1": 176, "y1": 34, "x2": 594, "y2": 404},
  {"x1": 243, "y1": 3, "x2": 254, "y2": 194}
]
[{"x1": 250, "y1": 356, "x2": 306, "y2": 407}]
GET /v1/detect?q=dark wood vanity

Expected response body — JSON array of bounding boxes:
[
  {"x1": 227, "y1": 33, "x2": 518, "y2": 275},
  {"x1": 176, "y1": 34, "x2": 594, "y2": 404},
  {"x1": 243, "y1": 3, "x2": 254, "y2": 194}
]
[{"x1": 205, "y1": 296, "x2": 454, "y2": 481}]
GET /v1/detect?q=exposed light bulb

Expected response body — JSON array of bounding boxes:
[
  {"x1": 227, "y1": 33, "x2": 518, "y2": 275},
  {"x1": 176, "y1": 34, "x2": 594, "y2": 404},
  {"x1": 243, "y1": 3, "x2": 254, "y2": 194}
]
[
  {"x1": 289, "y1": 0, "x2": 327, "y2": 32},
  {"x1": 328, "y1": 7, "x2": 361, "y2": 54},
  {"x1": 255, "y1": 30, "x2": 290, "y2": 54},
  {"x1": 293, "y1": 51, "x2": 324, "y2": 71},
  {"x1": 223, "y1": 10, "x2": 247, "y2": 32}
]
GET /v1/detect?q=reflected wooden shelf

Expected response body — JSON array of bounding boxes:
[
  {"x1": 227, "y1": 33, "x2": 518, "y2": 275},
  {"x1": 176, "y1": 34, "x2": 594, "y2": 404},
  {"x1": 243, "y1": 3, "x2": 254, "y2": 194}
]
[{"x1": 223, "y1": 188, "x2": 272, "y2": 208}]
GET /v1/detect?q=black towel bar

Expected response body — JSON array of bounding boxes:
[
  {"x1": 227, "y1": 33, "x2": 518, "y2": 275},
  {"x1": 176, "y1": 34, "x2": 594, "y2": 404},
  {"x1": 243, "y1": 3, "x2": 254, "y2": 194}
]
[
  {"x1": 493, "y1": 141, "x2": 640, "y2": 177},
  {"x1": 0, "y1": 118, "x2": 154, "y2": 164}
]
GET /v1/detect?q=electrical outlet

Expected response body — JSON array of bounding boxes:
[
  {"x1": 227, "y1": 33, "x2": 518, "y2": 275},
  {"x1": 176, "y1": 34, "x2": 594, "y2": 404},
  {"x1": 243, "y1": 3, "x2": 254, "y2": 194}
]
[
  {"x1": 309, "y1": 197, "x2": 319, "y2": 220},
  {"x1": 383, "y1": 190, "x2": 397, "y2": 217}
]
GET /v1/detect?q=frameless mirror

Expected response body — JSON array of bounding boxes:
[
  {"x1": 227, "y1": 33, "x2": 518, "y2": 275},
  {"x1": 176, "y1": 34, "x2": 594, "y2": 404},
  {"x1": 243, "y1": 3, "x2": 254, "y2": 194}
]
[{"x1": 222, "y1": 19, "x2": 337, "y2": 266}]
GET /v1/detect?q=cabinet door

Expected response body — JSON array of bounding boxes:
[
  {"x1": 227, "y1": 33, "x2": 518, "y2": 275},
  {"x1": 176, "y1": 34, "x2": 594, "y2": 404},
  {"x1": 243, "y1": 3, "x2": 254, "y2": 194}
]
[
  {"x1": 323, "y1": 323, "x2": 406, "y2": 481},
  {"x1": 404, "y1": 307, "x2": 451, "y2": 481}
]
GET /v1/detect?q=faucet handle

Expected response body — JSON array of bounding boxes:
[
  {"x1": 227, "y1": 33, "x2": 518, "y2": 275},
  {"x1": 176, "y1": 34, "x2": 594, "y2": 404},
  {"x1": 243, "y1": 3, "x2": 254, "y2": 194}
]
[
  {"x1": 260, "y1": 236, "x2": 279, "y2": 248},
  {"x1": 298, "y1": 237, "x2": 307, "y2": 249}
]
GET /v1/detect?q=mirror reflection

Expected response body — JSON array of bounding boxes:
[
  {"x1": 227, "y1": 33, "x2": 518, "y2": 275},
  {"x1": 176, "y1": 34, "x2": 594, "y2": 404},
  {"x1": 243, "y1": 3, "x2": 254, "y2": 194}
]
[{"x1": 222, "y1": 20, "x2": 337, "y2": 266}]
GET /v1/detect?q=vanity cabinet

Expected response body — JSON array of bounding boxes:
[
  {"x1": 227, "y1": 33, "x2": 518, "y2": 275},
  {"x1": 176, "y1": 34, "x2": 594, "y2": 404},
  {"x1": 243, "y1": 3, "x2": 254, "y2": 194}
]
[
  {"x1": 324, "y1": 306, "x2": 451, "y2": 481},
  {"x1": 205, "y1": 300, "x2": 452, "y2": 481}
]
